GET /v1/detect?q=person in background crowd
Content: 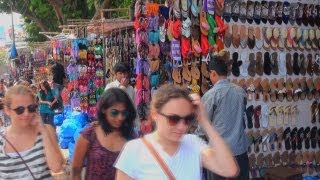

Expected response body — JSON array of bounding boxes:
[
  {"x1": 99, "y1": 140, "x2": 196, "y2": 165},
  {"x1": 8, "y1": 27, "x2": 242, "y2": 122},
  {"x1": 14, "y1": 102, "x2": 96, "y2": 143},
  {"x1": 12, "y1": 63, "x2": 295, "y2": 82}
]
[
  {"x1": 7, "y1": 80, "x2": 13, "y2": 88},
  {"x1": 72, "y1": 88, "x2": 137, "y2": 180},
  {"x1": 0, "y1": 100, "x2": 4, "y2": 128},
  {"x1": 104, "y1": 62, "x2": 135, "y2": 103},
  {"x1": 14, "y1": 79, "x2": 30, "y2": 87},
  {"x1": 0, "y1": 79, "x2": 8, "y2": 127},
  {"x1": 198, "y1": 56, "x2": 249, "y2": 180},
  {"x1": 26, "y1": 75, "x2": 34, "y2": 85},
  {"x1": 0, "y1": 85, "x2": 64, "y2": 179},
  {"x1": 51, "y1": 60, "x2": 66, "y2": 103},
  {"x1": 0, "y1": 79, "x2": 6, "y2": 98},
  {"x1": 30, "y1": 84, "x2": 38, "y2": 94},
  {"x1": 37, "y1": 80, "x2": 57, "y2": 128},
  {"x1": 115, "y1": 84, "x2": 238, "y2": 180}
]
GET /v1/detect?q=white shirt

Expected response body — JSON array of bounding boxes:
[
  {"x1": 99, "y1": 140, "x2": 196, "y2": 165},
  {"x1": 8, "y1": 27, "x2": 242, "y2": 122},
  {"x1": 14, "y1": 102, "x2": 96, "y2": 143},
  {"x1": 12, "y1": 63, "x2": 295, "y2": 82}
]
[
  {"x1": 104, "y1": 80, "x2": 135, "y2": 103},
  {"x1": 114, "y1": 133, "x2": 208, "y2": 180}
]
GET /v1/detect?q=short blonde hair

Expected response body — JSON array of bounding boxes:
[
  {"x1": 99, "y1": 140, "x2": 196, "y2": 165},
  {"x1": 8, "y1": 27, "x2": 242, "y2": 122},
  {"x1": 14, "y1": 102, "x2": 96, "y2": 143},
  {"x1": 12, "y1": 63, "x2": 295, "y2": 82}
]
[{"x1": 4, "y1": 85, "x2": 36, "y2": 108}]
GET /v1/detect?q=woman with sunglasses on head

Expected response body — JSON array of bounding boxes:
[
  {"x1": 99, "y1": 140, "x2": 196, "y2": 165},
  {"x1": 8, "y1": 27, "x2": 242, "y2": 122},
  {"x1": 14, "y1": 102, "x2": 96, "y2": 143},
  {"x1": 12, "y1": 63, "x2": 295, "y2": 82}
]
[
  {"x1": 0, "y1": 85, "x2": 64, "y2": 179},
  {"x1": 38, "y1": 80, "x2": 57, "y2": 128},
  {"x1": 115, "y1": 84, "x2": 239, "y2": 180},
  {"x1": 72, "y1": 88, "x2": 137, "y2": 180}
]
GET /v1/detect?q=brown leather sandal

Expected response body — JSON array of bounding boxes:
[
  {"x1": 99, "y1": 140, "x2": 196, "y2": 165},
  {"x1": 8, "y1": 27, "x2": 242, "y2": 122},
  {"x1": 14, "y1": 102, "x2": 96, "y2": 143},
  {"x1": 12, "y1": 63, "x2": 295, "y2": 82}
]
[
  {"x1": 300, "y1": 77, "x2": 307, "y2": 100},
  {"x1": 253, "y1": 78, "x2": 261, "y2": 100},
  {"x1": 191, "y1": 59, "x2": 200, "y2": 80},
  {"x1": 201, "y1": 61, "x2": 209, "y2": 78},
  {"x1": 306, "y1": 78, "x2": 315, "y2": 100},
  {"x1": 172, "y1": 68, "x2": 182, "y2": 84},
  {"x1": 261, "y1": 78, "x2": 270, "y2": 102},
  {"x1": 232, "y1": 24, "x2": 240, "y2": 48},
  {"x1": 277, "y1": 78, "x2": 286, "y2": 102},
  {"x1": 269, "y1": 78, "x2": 278, "y2": 102},
  {"x1": 286, "y1": 53, "x2": 293, "y2": 75},
  {"x1": 182, "y1": 61, "x2": 192, "y2": 82},
  {"x1": 286, "y1": 78, "x2": 293, "y2": 102},
  {"x1": 248, "y1": 53, "x2": 256, "y2": 77}
]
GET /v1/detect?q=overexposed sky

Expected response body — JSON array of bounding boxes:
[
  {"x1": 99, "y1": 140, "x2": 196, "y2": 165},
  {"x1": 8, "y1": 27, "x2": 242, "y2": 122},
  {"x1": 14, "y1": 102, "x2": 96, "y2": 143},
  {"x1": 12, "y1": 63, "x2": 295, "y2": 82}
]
[{"x1": 0, "y1": 12, "x2": 22, "y2": 29}]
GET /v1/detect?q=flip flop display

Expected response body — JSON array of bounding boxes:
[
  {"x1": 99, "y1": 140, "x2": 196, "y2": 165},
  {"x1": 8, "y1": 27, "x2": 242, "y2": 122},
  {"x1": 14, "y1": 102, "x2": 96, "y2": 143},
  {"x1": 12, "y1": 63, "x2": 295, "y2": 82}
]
[{"x1": 132, "y1": 1, "x2": 320, "y2": 177}]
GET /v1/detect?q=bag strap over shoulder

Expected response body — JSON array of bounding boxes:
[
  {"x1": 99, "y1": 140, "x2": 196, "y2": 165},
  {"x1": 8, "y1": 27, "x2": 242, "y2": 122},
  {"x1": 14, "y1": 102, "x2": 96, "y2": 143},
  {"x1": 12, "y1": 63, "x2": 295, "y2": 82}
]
[
  {"x1": 141, "y1": 136, "x2": 176, "y2": 180},
  {"x1": 0, "y1": 132, "x2": 36, "y2": 180}
]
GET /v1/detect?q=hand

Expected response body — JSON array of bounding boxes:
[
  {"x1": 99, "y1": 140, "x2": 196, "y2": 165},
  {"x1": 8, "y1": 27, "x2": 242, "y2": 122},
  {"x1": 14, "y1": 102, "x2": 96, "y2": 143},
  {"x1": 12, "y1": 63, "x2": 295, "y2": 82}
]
[
  {"x1": 32, "y1": 112, "x2": 45, "y2": 133},
  {"x1": 189, "y1": 93, "x2": 208, "y2": 124},
  {"x1": 120, "y1": 78, "x2": 129, "y2": 87}
]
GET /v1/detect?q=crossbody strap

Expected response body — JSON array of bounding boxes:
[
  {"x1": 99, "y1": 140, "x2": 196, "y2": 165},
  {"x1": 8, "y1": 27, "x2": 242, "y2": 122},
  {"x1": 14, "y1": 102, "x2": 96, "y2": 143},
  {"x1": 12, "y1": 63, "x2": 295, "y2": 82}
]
[
  {"x1": 0, "y1": 132, "x2": 36, "y2": 180},
  {"x1": 141, "y1": 137, "x2": 176, "y2": 180}
]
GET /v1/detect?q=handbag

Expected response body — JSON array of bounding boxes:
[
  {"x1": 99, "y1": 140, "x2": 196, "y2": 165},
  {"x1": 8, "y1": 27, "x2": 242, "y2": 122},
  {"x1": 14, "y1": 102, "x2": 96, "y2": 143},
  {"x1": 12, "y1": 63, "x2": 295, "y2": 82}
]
[
  {"x1": 50, "y1": 99, "x2": 62, "y2": 110},
  {"x1": 0, "y1": 132, "x2": 36, "y2": 180},
  {"x1": 141, "y1": 137, "x2": 176, "y2": 180},
  {"x1": 49, "y1": 90, "x2": 62, "y2": 110}
]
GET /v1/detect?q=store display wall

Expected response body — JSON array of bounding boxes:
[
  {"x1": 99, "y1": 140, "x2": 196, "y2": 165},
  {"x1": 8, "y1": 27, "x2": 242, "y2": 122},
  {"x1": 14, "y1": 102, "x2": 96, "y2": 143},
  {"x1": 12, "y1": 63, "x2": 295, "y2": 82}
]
[{"x1": 222, "y1": 0, "x2": 320, "y2": 178}]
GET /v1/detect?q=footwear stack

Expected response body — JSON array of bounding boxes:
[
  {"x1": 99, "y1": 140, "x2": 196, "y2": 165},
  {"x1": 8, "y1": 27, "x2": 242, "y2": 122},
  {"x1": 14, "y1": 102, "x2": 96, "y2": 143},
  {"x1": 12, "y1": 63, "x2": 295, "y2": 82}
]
[{"x1": 221, "y1": 0, "x2": 320, "y2": 178}]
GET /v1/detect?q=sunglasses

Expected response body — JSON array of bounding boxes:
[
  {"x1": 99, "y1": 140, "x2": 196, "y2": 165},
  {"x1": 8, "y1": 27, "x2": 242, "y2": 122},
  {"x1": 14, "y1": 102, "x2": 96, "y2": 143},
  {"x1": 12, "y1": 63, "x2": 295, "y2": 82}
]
[
  {"x1": 158, "y1": 111, "x2": 195, "y2": 126},
  {"x1": 10, "y1": 104, "x2": 38, "y2": 115},
  {"x1": 109, "y1": 109, "x2": 129, "y2": 118}
]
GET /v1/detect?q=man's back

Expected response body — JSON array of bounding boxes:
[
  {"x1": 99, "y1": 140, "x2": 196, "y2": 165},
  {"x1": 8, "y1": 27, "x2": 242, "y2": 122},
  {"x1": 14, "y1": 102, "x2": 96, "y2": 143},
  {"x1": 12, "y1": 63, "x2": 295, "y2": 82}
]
[
  {"x1": 52, "y1": 62, "x2": 65, "y2": 85},
  {"x1": 202, "y1": 79, "x2": 248, "y2": 156}
]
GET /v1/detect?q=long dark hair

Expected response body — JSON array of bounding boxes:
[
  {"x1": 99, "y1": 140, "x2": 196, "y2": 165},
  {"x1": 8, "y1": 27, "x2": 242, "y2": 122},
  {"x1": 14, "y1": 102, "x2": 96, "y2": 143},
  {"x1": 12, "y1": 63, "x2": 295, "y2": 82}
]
[
  {"x1": 40, "y1": 80, "x2": 52, "y2": 100},
  {"x1": 96, "y1": 88, "x2": 136, "y2": 140}
]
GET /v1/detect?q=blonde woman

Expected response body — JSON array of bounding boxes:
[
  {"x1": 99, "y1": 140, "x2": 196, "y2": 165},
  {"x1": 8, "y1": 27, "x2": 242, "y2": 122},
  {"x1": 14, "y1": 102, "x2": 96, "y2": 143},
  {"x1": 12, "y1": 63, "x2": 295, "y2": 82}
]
[{"x1": 0, "y1": 85, "x2": 64, "y2": 179}]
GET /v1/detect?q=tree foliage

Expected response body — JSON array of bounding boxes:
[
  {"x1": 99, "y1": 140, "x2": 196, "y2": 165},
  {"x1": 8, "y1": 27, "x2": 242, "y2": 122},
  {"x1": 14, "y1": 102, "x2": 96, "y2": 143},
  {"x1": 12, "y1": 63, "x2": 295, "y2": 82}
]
[{"x1": 0, "y1": 0, "x2": 132, "y2": 42}]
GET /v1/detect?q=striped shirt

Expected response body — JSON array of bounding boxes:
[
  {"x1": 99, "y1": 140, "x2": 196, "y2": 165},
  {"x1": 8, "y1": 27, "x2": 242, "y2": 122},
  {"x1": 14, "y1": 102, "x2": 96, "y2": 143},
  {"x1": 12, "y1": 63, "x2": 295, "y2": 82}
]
[
  {"x1": 0, "y1": 129, "x2": 52, "y2": 180},
  {"x1": 199, "y1": 79, "x2": 248, "y2": 156}
]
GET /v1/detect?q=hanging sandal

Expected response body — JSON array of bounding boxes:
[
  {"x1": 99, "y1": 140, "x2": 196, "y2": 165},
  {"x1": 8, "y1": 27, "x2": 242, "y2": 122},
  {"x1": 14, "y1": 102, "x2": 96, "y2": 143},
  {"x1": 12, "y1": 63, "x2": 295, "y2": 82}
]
[
  {"x1": 255, "y1": 52, "x2": 263, "y2": 76},
  {"x1": 189, "y1": 78, "x2": 200, "y2": 93},
  {"x1": 190, "y1": 59, "x2": 200, "y2": 80},
  {"x1": 291, "y1": 105, "x2": 299, "y2": 126},
  {"x1": 277, "y1": 78, "x2": 286, "y2": 102},
  {"x1": 311, "y1": 101, "x2": 318, "y2": 124},
  {"x1": 306, "y1": 78, "x2": 315, "y2": 100},
  {"x1": 276, "y1": 127, "x2": 284, "y2": 151},
  {"x1": 240, "y1": 25, "x2": 248, "y2": 49},
  {"x1": 182, "y1": 61, "x2": 192, "y2": 82},
  {"x1": 247, "y1": 26, "x2": 256, "y2": 49},
  {"x1": 255, "y1": 26, "x2": 263, "y2": 49},
  {"x1": 247, "y1": 53, "x2": 256, "y2": 77},
  {"x1": 201, "y1": 75, "x2": 209, "y2": 94},
  {"x1": 285, "y1": 78, "x2": 293, "y2": 102},
  {"x1": 261, "y1": 78, "x2": 270, "y2": 102},
  {"x1": 268, "y1": 106, "x2": 276, "y2": 127},
  {"x1": 269, "y1": 78, "x2": 278, "y2": 102},
  {"x1": 201, "y1": 55, "x2": 210, "y2": 78},
  {"x1": 232, "y1": 24, "x2": 240, "y2": 48},
  {"x1": 300, "y1": 77, "x2": 307, "y2": 100},
  {"x1": 283, "y1": 105, "x2": 291, "y2": 125},
  {"x1": 292, "y1": 78, "x2": 302, "y2": 102},
  {"x1": 286, "y1": 53, "x2": 293, "y2": 75},
  {"x1": 253, "y1": 78, "x2": 262, "y2": 100}
]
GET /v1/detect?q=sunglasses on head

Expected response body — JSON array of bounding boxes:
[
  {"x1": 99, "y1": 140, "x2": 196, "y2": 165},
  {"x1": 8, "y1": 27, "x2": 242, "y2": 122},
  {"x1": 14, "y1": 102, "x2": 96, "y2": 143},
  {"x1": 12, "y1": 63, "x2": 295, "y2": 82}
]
[
  {"x1": 11, "y1": 104, "x2": 38, "y2": 115},
  {"x1": 109, "y1": 109, "x2": 129, "y2": 118},
  {"x1": 158, "y1": 111, "x2": 195, "y2": 126}
]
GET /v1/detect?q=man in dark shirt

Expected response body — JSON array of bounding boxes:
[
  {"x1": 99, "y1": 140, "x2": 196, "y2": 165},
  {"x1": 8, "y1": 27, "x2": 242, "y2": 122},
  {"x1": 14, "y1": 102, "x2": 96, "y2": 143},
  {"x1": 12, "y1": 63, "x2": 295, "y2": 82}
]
[{"x1": 51, "y1": 61, "x2": 66, "y2": 107}]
